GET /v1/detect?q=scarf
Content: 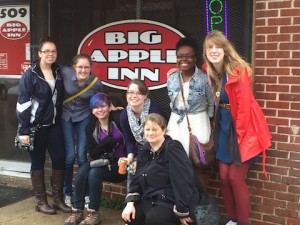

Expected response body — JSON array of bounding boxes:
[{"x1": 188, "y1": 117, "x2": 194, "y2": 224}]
[{"x1": 127, "y1": 98, "x2": 151, "y2": 145}]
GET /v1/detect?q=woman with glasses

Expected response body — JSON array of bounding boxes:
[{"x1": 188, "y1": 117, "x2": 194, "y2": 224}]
[
  {"x1": 119, "y1": 79, "x2": 166, "y2": 191},
  {"x1": 16, "y1": 37, "x2": 71, "y2": 214},
  {"x1": 60, "y1": 54, "x2": 103, "y2": 207},
  {"x1": 167, "y1": 37, "x2": 214, "y2": 158}
]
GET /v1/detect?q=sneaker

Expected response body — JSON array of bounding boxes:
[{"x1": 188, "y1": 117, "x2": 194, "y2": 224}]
[
  {"x1": 79, "y1": 209, "x2": 101, "y2": 225},
  {"x1": 64, "y1": 208, "x2": 84, "y2": 225},
  {"x1": 65, "y1": 195, "x2": 72, "y2": 207},
  {"x1": 84, "y1": 196, "x2": 90, "y2": 209},
  {"x1": 226, "y1": 220, "x2": 237, "y2": 225}
]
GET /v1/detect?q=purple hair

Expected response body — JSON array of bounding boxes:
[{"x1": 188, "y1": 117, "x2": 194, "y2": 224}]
[{"x1": 90, "y1": 92, "x2": 111, "y2": 109}]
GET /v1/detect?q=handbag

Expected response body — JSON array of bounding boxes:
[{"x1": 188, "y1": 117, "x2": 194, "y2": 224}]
[
  {"x1": 193, "y1": 191, "x2": 220, "y2": 225},
  {"x1": 14, "y1": 126, "x2": 38, "y2": 151},
  {"x1": 178, "y1": 75, "x2": 215, "y2": 167}
]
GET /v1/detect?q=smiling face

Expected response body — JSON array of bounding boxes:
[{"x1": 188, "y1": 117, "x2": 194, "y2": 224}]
[
  {"x1": 126, "y1": 83, "x2": 147, "y2": 108},
  {"x1": 205, "y1": 41, "x2": 225, "y2": 71},
  {"x1": 176, "y1": 46, "x2": 196, "y2": 74},
  {"x1": 92, "y1": 104, "x2": 110, "y2": 120},
  {"x1": 38, "y1": 42, "x2": 57, "y2": 65},
  {"x1": 74, "y1": 58, "x2": 92, "y2": 82}
]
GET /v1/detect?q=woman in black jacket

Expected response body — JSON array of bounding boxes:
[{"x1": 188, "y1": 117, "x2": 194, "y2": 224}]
[
  {"x1": 64, "y1": 93, "x2": 126, "y2": 225},
  {"x1": 121, "y1": 113, "x2": 199, "y2": 225}
]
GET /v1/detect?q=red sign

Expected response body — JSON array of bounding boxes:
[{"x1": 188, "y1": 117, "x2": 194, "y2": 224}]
[
  {"x1": 0, "y1": 5, "x2": 30, "y2": 76},
  {"x1": 78, "y1": 20, "x2": 184, "y2": 90}
]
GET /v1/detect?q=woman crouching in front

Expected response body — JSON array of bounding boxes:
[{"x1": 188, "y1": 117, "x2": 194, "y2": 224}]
[
  {"x1": 64, "y1": 93, "x2": 126, "y2": 225},
  {"x1": 121, "y1": 113, "x2": 199, "y2": 225}
]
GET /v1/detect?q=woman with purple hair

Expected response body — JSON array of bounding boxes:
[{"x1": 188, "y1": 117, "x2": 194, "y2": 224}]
[{"x1": 64, "y1": 92, "x2": 126, "y2": 225}]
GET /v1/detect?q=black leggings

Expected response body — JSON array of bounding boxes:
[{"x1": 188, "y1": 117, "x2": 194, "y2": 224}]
[{"x1": 127, "y1": 200, "x2": 180, "y2": 225}]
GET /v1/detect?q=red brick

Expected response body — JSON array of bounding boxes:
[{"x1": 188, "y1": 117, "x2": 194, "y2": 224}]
[
  {"x1": 254, "y1": 83, "x2": 265, "y2": 92},
  {"x1": 267, "y1": 51, "x2": 290, "y2": 58},
  {"x1": 268, "y1": 17, "x2": 292, "y2": 26},
  {"x1": 291, "y1": 120, "x2": 300, "y2": 127},
  {"x1": 276, "y1": 192, "x2": 300, "y2": 203},
  {"x1": 293, "y1": 34, "x2": 300, "y2": 42},
  {"x1": 251, "y1": 188, "x2": 275, "y2": 198},
  {"x1": 255, "y1": 18, "x2": 266, "y2": 26},
  {"x1": 251, "y1": 204, "x2": 274, "y2": 214},
  {"x1": 279, "y1": 76, "x2": 300, "y2": 84},
  {"x1": 266, "y1": 84, "x2": 289, "y2": 92},
  {"x1": 254, "y1": 91, "x2": 277, "y2": 100},
  {"x1": 267, "y1": 149, "x2": 289, "y2": 159},
  {"x1": 267, "y1": 101, "x2": 289, "y2": 109},
  {"x1": 278, "y1": 142, "x2": 300, "y2": 151},
  {"x1": 256, "y1": 43, "x2": 278, "y2": 51},
  {"x1": 263, "y1": 215, "x2": 286, "y2": 225},
  {"x1": 263, "y1": 198, "x2": 286, "y2": 208},
  {"x1": 281, "y1": 8, "x2": 300, "y2": 17},
  {"x1": 266, "y1": 68, "x2": 290, "y2": 75},
  {"x1": 294, "y1": 16, "x2": 300, "y2": 25},
  {"x1": 290, "y1": 152, "x2": 300, "y2": 160},
  {"x1": 255, "y1": 51, "x2": 265, "y2": 59},
  {"x1": 265, "y1": 163, "x2": 289, "y2": 174},
  {"x1": 256, "y1": 59, "x2": 278, "y2": 67},
  {"x1": 264, "y1": 182, "x2": 288, "y2": 192},
  {"x1": 281, "y1": 25, "x2": 300, "y2": 34},
  {"x1": 256, "y1": 10, "x2": 279, "y2": 18},
  {"x1": 267, "y1": 34, "x2": 291, "y2": 42},
  {"x1": 292, "y1": 51, "x2": 300, "y2": 58},
  {"x1": 282, "y1": 176, "x2": 300, "y2": 185},
  {"x1": 291, "y1": 102, "x2": 300, "y2": 110},
  {"x1": 278, "y1": 159, "x2": 300, "y2": 169},
  {"x1": 250, "y1": 195, "x2": 263, "y2": 204},
  {"x1": 287, "y1": 201, "x2": 300, "y2": 211},
  {"x1": 291, "y1": 86, "x2": 300, "y2": 94},
  {"x1": 289, "y1": 168, "x2": 300, "y2": 177},
  {"x1": 288, "y1": 185, "x2": 300, "y2": 195},
  {"x1": 267, "y1": 117, "x2": 289, "y2": 126},
  {"x1": 256, "y1": 2, "x2": 266, "y2": 10},
  {"x1": 254, "y1": 75, "x2": 277, "y2": 83},
  {"x1": 278, "y1": 126, "x2": 293, "y2": 135},
  {"x1": 254, "y1": 68, "x2": 266, "y2": 75},
  {"x1": 279, "y1": 59, "x2": 300, "y2": 67},
  {"x1": 292, "y1": 68, "x2": 300, "y2": 75},
  {"x1": 256, "y1": 26, "x2": 278, "y2": 34},
  {"x1": 280, "y1": 42, "x2": 300, "y2": 50},
  {"x1": 275, "y1": 208, "x2": 299, "y2": 219},
  {"x1": 262, "y1": 108, "x2": 276, "y2": 116},
  {"x1": 287, "y1": 219, "x2": 300, "y2": 225},
  {"x1": 278, "y1": 110, "x2": 300, "y2": 118},
  {"x1": 279, "y1": 93, "x2": 300, "y2": 101},
  {"x1": 269, "y1": 1, "x2": 292, "y2": 9}
]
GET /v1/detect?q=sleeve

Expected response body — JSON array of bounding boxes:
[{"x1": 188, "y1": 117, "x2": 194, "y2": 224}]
[
  {"x1": 167, "y1": 140, "x2": 197, "y2": 216},
  {"x1": 16, "y1": 70, "x2": 34, "y2": 135},
  {"x1": 119, "y1": 109, "x2": 137, "y2": 155},
  {"x1": 233, "y1": 69, "x2": 252, "y2": 142}
]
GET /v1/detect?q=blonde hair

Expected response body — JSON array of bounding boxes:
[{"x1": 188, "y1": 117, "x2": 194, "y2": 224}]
[
  {"x1": 143, "y1": 113, "x2": 167, "y2": 131},
  {"x1": 203, "y1": 30, "x2": 252, "y2": 92}
]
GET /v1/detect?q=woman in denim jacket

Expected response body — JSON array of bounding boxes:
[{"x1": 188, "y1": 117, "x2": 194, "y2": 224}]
[{"x1": 167, "y1": 37, "x2": 214, "y2": 156}]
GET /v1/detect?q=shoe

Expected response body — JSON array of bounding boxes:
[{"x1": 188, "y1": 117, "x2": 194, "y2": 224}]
[
  {"x1": 79, "y1": 209, "x2": 101, "y2": 225},
  {"x1": 226, "y1": 220, "x2": 237, "y2": 225},
  {"x1": 65, "y1": 195, "x2": 72, "y2": 207},
  {"x1": 64, "y1": 208, "x2": 84, "y2": 225},
  {"x1": 84, "y1": 196, "x2": 90, "y2": 209}
]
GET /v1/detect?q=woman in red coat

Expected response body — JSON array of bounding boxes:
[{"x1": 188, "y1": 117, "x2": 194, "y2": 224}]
[{"x1": 203, "y1": 30, "x2": 271, "y2": 225}]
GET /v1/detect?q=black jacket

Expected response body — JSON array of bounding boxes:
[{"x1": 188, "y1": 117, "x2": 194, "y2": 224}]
[
  {"x1": 126, "y1": 136, "x2": 199, "y2": 216},
  {"x1": 16, "y1": 61, "x2": 64, "y2": 135}
]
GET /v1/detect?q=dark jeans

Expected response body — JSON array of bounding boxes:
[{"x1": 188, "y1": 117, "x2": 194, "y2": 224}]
[
  {"x1": 127, "y1": 200, "x2": 180, "y2": 225},
  {"x1": 73, "y1": 161, "x2": 126, "y2": 211},
  {"x1": 30, "y1": 123, "x2": 66, "y2": 171}
]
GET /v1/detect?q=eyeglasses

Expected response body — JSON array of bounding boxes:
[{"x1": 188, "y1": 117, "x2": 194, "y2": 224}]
[
  {"x1": 40, "y1": 50, "x2": 57, "y2": 55},
  {"x1": 176, "y1": 55, "x2": 195, "y2": 60},
  {"x1": 75, "y1": 66, "x2": 92, "y2": 70},
  {"x1": 126, "y1": 91, "x2": 144, "y2": 96}
]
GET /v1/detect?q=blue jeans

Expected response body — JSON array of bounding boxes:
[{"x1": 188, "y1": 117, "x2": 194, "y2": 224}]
[
  {"x1": 62, "y1": 115, "x2": 91, "y2": 196},
  {"x1": 73, "y1": 161, "x2": 126, "y2": 211}
]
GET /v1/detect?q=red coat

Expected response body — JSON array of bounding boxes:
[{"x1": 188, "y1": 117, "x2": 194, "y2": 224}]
[{"x1": 225, "y1": 67, "x2": 272, "y2": 176}]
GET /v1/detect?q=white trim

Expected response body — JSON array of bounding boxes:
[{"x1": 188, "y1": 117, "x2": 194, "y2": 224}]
[{"x1": 0, "y1": 160, "x2": 30, "y2": 178}]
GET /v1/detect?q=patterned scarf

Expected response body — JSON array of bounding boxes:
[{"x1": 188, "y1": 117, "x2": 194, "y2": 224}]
[{"x1": 127, "y1": 98, "x2": 151, "y2": 145}]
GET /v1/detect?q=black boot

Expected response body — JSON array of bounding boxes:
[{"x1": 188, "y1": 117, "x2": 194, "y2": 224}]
[
  {"x1": 31, "y1": 170, "x2": 56, "y2": 215},
  {"x1": 52, "y1": 170, "x2": 72, "y2": 213}
]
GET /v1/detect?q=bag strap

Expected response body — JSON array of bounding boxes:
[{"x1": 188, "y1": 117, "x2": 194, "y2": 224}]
[
  {"x1": 178, "y1": 74, "x2": 192, "y2": 134},
  {"x1": 63, "y1": 76, "x2": 98, "y2": 105}
]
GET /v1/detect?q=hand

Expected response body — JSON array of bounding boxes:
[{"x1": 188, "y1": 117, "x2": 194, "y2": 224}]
[
  {"x1": 167, "y1": 68, "x2": 179, "y2": 78},
  {"x1": 121, "y1": 202, "x2": 135, "y2": 222},
  {"x1": 180, "y1": 217, "x2": 193, "y2": 225},
  {"x1": 18, "y1": 135, "x2": 30, "y2": 145},
  {"x1": 110, "y1": 104, "x2": 124, "y2": 111}
]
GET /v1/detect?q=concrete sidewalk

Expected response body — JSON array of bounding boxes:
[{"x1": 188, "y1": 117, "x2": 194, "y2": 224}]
[{"x1": 0, "y1": 196, "x2": 124, "y2": 225}]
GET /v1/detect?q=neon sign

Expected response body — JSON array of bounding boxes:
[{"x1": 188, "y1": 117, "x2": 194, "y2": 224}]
[{"x1": 206, "y1": 0, "x2": 228, "y2": 37}]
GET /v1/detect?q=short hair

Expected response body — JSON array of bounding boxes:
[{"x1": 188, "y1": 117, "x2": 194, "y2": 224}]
[
  {"x1": 90, "y1": 92, "x2": 111, "y2": 109},
  {"x1": 176, "y1": 37, "x2": 199, "y2": 55},
  {"x1": 143, "y1": 113, "x2": 167, "y2": 131},
  {"x1": 127, "y1": 79, "x2": 149, "y2": 96},
  {"x1": 39, "y1": 37, "x2": 57, "y2": 51}
]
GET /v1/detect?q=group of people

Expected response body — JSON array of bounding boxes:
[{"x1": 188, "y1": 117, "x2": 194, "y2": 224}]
[{"x1": 16, "y1": 30, "x2": 271, "y2": 225}]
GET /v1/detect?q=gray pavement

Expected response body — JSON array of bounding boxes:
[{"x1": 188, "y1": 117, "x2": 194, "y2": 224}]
[{"x1": 0, "y1": 196, "x2": 124, "y2": 225}]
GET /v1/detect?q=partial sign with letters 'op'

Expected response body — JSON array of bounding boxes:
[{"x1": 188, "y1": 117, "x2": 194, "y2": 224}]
[{"x1": 78, "y1": 19, "x2": 184, "y2": 90}]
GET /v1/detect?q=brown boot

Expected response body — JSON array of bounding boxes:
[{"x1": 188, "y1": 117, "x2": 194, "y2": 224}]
[
  {"x1": 52, "y1": 170, "x2": 72, "y2": 213},
  {"x1": 31, "y1": 170, "x2": 56, "y2": 215},
  {"x1": 79, "y1": 209, "x2": 101, "y2": 225}
]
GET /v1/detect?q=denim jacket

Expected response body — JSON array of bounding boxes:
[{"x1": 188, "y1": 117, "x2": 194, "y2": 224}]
[{"x1": 167, "y1": 67, "x2": 214, "y2": 123}]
